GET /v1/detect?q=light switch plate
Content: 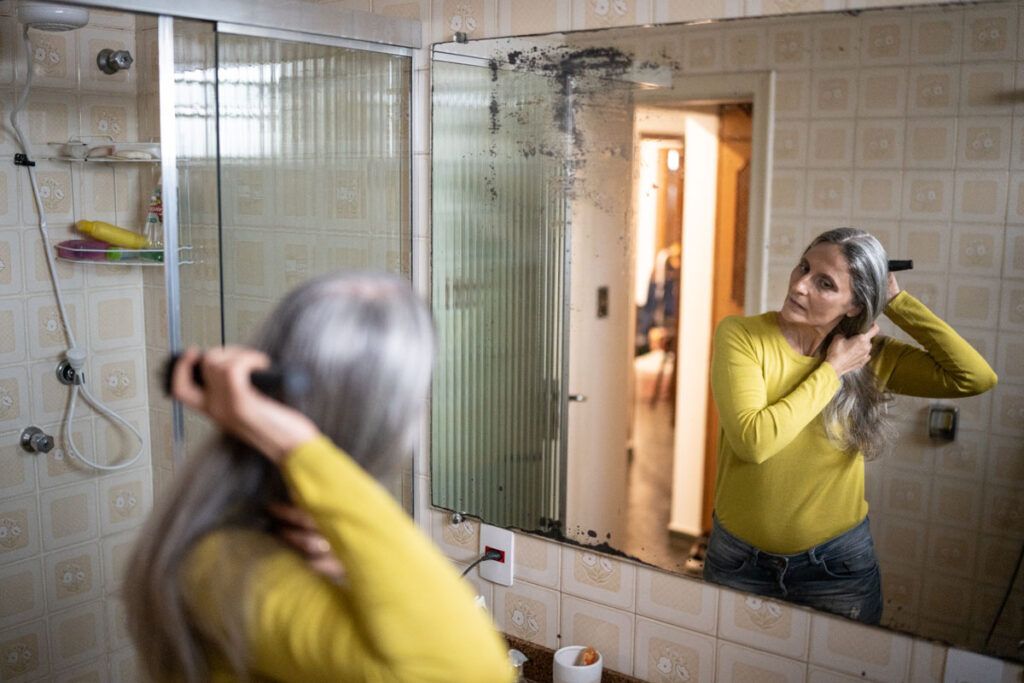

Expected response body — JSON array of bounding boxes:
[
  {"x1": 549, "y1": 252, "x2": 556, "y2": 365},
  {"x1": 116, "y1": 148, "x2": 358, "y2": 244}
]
[
  {"x1": 943, "y1": 648, "x2": 1004, "y2": 683},
  {"x1": 479, "y1": 524, "x2": 515, "y2": 586}
]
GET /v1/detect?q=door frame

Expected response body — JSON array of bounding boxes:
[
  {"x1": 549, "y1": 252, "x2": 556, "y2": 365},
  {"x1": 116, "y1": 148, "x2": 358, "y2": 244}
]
[
  {"x1": 635, "y1": 71, "x2": 774, "y2": 315},
  {"x1": 634, "y1": 72, "x2": 774, "y2": 536}
]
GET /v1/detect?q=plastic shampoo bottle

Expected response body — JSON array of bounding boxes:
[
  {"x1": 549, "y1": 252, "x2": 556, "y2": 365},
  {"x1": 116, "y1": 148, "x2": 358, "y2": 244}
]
[{"x1": 76, "y1": 220, "x2": 150, "y2": 249}]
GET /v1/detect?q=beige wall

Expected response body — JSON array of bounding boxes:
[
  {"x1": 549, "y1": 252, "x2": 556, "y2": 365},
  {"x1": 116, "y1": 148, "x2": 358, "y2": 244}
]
[
  {"x1": 0, "y1": 7, "x2": 157, "y2": 681},
  {"x1": 415, "y1": 1, "x2": 1023, "y2": 681}
]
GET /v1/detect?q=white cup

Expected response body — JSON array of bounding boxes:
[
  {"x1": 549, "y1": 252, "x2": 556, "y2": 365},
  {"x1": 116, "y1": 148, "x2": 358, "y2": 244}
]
[{"x1": 552, "y1": 645, "x2": 602, "y2": 683}]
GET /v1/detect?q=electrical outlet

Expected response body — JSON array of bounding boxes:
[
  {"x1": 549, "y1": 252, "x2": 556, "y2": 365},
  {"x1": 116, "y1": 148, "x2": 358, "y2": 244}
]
[{"x1": 479, "y1": 524, "x2": 514, "y2": 586}]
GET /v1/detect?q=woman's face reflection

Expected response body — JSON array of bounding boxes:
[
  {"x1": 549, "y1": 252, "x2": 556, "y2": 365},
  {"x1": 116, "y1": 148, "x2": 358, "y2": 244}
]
[{"x1": 780, "y1": 243, "x2": 862, "y2": 331}]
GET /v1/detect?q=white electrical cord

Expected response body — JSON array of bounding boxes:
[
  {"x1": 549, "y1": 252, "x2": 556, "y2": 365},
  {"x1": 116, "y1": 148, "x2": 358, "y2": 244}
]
[{"x1": 10, "y1": 26, "x2": 144, "y2": 471}]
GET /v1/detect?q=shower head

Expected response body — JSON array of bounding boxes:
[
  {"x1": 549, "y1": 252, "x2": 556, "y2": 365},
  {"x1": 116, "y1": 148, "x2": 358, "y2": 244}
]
[{"x1": 17, "y1": 2, "x2": 89, "y2": 32}]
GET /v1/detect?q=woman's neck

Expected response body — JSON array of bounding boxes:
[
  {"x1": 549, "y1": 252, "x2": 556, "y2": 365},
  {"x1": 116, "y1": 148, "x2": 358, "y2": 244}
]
[{"x1": 777, "y1": 315, "x2": 831, "y2": 357}]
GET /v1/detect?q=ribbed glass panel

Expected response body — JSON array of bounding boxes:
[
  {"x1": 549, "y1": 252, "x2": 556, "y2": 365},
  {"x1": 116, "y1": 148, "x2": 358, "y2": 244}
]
[
  {"x1": 431, "y1": 62, "x2": 567, "y2": 531},
  {"x1": 216, "y1": 34, "x2": 411, "y2": 343}
]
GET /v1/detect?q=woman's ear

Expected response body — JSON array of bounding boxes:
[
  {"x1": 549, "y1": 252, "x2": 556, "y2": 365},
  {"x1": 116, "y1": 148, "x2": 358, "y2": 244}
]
[{"x1": 845, "y1": 303, "x2": 863, "y2": 318}]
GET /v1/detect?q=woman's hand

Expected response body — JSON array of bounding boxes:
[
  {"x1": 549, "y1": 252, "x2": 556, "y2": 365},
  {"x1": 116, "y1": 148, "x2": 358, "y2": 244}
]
[
  {"x1": 269, "y1": 502, "x2": 346, "y2": 584},
  {"x1": 825, "y1": 324, "x2": 880, "y2": 377},
  {"x1": 171, "y1": 346, "x2": 319, "y2": 464},
  {"x1": 887, "y1": 273, "x2": 901, "y2": 303}
]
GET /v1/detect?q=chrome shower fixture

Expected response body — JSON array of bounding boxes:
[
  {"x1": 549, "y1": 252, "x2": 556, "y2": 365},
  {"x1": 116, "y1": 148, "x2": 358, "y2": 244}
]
[
  {"x1": 16, "y1": 2, "x2": 89, "y2": 32},
  {"x1": 97, "y1": 48, "x2": 133, "y2": 74}
]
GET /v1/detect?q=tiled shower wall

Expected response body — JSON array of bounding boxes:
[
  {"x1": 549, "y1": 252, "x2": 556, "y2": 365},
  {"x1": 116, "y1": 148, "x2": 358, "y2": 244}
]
[
  {"x1": 382, "y1": 0, "x2": 1024, "y2": 681},
  {"x1": 0, "y1": 4, "x2": 158, "y2": 681}
]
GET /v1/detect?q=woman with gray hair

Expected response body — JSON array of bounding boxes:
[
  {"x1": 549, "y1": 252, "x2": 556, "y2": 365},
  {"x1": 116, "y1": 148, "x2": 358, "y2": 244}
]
[
  {"x1": 125, "y1": 272, "x2": 514, "y2": 682},
  {"x1": 704, "y1": 228, "x2": 996, "y2": 624}
]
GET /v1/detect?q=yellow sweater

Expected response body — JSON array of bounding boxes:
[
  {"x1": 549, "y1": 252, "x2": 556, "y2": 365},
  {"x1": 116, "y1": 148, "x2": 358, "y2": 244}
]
[
  {"x1": 183, "y1": 437, "x2": 515, "y2": 682},
  {"x1": 710, "y1": 291, "x2": 997, "y2": 554}
]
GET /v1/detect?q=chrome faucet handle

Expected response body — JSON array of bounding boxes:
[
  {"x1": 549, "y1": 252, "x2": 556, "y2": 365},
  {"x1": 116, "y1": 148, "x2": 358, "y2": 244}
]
[{"x1": 20, "y1": 426, "x2": 54, "y2": 454}]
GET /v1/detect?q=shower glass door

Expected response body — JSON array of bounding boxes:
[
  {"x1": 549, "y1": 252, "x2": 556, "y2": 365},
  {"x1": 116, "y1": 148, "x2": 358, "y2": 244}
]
[
  {"x1": 169, "y1": 23, "x2": 412, "y2": 476},
  {"x1": 215, "y1": 28, "x2": 412, "y2": 344}
]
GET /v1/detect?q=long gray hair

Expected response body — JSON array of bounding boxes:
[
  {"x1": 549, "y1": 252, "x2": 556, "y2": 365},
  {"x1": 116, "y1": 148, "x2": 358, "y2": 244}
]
[
  {"x1": 125, "y1": 272, "x2": 435, "y2": 682},
  {"x1": 807, "y1": 228, "x2": 894, "y2": 461}
]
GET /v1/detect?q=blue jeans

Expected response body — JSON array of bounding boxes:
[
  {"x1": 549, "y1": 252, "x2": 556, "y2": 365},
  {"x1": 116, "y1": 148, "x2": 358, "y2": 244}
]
[{"x1": 702, "y1": 516, "x2": 883, "y2": 625}]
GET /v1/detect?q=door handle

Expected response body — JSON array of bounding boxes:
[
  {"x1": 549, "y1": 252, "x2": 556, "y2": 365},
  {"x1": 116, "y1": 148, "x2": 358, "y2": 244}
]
[{"x1": 568, "y1": 394, "x2": 587, "y2": 402}]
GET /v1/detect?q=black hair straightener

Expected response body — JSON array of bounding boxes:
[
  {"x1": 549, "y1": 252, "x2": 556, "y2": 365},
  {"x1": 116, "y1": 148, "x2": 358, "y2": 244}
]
[
  {"x1": 161, "y1": 353, "x2": 311, "y2": 399},
  {"x1": 888, "y1": 259, "x2": 913, "y2": 272}
]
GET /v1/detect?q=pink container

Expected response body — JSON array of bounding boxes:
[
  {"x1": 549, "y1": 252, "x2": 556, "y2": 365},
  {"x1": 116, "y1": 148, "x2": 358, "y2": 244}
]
[{"x1": 56, "y1": 239, "x2": 111, "y2": 261}]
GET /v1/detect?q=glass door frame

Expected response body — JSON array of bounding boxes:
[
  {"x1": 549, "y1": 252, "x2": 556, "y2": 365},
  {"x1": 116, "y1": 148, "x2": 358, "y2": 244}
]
[{"x1": 152, "y1": 10, "x2": 417, "y2": 463}]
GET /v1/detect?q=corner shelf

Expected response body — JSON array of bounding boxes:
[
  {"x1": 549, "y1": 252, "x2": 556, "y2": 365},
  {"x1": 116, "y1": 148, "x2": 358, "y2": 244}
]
[
  {"x1": 45, "y1": 139, "x2": 193, "y2": 268},
  {"x1": 53, "y1": 244, "x2": 193, "y2": 267}
]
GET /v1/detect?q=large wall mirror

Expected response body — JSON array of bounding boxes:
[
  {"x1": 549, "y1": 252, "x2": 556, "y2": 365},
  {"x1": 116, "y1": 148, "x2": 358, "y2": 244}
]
[{"x1": 430, "y1": 0, "x2": 1023, "y2": 663}]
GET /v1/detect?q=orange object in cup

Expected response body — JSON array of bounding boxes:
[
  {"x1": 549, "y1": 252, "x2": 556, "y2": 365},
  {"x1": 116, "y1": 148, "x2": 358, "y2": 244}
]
[{"x1": 576, "y1": 647, "x2": 599, "y2": 667}]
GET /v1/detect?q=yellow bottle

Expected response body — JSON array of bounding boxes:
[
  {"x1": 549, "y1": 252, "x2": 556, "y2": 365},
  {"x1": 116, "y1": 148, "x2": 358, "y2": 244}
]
[{"x1": 76, "y1": 220, "x2": 150, "y2": 249}]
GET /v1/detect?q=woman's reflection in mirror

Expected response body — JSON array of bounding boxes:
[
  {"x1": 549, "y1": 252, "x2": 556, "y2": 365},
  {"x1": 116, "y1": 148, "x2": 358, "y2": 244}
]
[{"x1": 704, "y1": 227, "x2": 998, "y2": 624}]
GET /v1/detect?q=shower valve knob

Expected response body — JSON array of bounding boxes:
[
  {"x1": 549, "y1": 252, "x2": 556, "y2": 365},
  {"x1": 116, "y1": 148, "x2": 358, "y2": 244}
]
[
  {"x1": 97, "y1": 48, "x2": 133, "y2": 74},
  {"x1": 21, "y1": 427, "x2": 54, "y2": 454}
]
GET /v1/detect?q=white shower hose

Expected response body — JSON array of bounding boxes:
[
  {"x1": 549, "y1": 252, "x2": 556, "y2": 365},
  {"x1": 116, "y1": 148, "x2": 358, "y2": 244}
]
[{"x1": 10, "y1": 26, "x2": 144, "y2": 471}]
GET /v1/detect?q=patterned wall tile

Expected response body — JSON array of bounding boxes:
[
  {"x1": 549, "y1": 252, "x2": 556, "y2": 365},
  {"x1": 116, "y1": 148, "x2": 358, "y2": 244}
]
[
  {"x1": 572, "y1": 0, "x2": 652, "y2": 31},
  {"x1": 514, "y1": 532, "x2": 561, "y2": 589},
  {"x1": 910, "y1": 8, "x2": 962, "y2": 65},
  {"x1": 100, "y1": 529, "x2": 138, "y2": 597},
  {"x1": 717, "y1": 588, "x2": 811, "y2": 661},
  {"x1": 959, "y1": 63, "x2": 1014, "y2": 116},
  {"x1": 854, "y1": 120, "x2": 903, "y2": 169},
  {"x1": 634, "y1": 617, "x2": 716, "y2": 683},
  {"x1": 498, "y1": 0, "x2": 572, "y2": 36},
  {"x1": 0, "y1": 168, "x2": 19, "y2": 227},
  {"x1": 774, "y1": 73, "x2": 810, "y2": 119},
  {"x1": 957, "y1": 117, "x2": 1012, "y2": 170},
  {"x1": 999, "y1": 280, "x2": 1024, "y2": 332},
  {"x1": 87, "y1": 289, "x2": 144, "y2": 352},
  {"x1": 897, "y1": 221, "x2": 950, "y2": 273},
  {"x1": 811, "y1": 70, "x2": 857, "y2": 119},
  {"x1": 98, "y1": 469, "x2": 151, "y2": 534},
  {"x1": 78, "y1": 27, "x2": 135, "y2": 93},
  {"x1": 653, "y1": 0, "x2": 742, "y2": 23},
  {"x1": 0, "y1": 429, "x2": 35, "y2": 499},
  {"x1": 860, "y1": 13, "x2": 910, "y2": 66},
  {"x1": 0, "y1": 620, "x2": 50, "y2": 682},
  {"x1": 947, "y1": 276, "x2": 1000, "y2": 329},
  {"x1": 0, "y1": 230, "x2": 22, "y2": 297},
  {"x1": 949, "y1": 223, "x2": 1003, "y2": 277},
  {"x1": 0, "y1": 365, "x2": 28, "y2": 433},
  {"x1": 431, "y1": 0, "x2": 498, "y2": 43},
  {"x1": 0, "y1": 559, "x2": 44, "y2": 630},
  {"x1": 560, "y1": 595, "x2": 634, "y2": 675},
  {"x1": 39, "y1": 482, "x2": 97, "y2": 552},
  {"x1": 47, "y1": 600, "x2": 106, "y2": 671},
  {"x1": 53, "y1": 657, "x2": 109, "y2": 683},
  {"x1": 429, "y1": 509, "x2": 480, "y2": 563},
  {"x1": 35, "y1": 419, "x2": 94, "y2": 490},
  {"x1": 962, "y1": 4, "x2": 1018, "y2": 63},
  {"x1": 636, "y1": 567, "x2": 718, "y2": 636},
  {"x1": 561, "y1": 547, "x2": 636, "y2": 611},
  {"x1": 808, "y1": 120, "x2": 854, "y2": 168},
  {"x1": 908, "y1": 66, "x2": 959, "y2": 117},
  {"x1": 853, "y1": 171, "x2": 902, "y2": 219},
  {"x1": 906, "y1": 118, "x2": 956, "y2": 169},
  {"x1": 716, "y1": 641, "x2": 806, "y2": 682},
  {"x1": 812, "y1": 19, "x2": 859, "y2": 68},
  {"x1": 493, "y1": 579, "x2": 560, "y2": 649},
  {"x1": 857, "y1": 68, "x2": 907, "y2": 117},
  {"x1": 43, "y1": 543, "x2": 102, "y2": 611},
  {"x1": 766, "y1": 23, "x2": 810, "y2": 71},
  {"x1": 807, "y1": 612, "x2": 911, "y2": 680}
]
